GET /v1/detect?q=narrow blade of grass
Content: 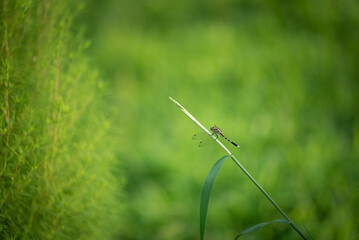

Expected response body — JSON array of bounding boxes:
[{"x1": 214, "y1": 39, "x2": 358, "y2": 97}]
[
  {"x1": 234, "y1": 218, "x2": 289, "y2": 239},
  {"x1": 200, "y1": 155, "x2": 229, "y2": 240},
  {"x1": 303, "y1": 224, "x2": 315, "y2": 240}
]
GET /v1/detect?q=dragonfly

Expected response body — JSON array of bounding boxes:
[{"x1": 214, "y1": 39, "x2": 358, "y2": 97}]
[{"x1": 192, "y1": 125, "x2": 239, "y2": 148}]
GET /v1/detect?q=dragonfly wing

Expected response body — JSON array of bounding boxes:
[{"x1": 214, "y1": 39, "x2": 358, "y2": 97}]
[
  {"x1": 192, "y1": 132, "x2": 208, "y2": 140},
  {"x1": 192, "y1": 132, "x2": 215, "y2": 147},
  {"x1": 198, "y1": 138, "x2": 216, "y2": 147}
]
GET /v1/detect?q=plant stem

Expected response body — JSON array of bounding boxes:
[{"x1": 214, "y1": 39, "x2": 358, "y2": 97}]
[
  {"x1": 168, "y1": 96, "x2": 232, "y2": 155},
  {"x1": 229, "y1": 155, "x2": 308, "y2": 239},
  {"x1": 169, "y1": 96, "x2": 308, "y2": 240}
]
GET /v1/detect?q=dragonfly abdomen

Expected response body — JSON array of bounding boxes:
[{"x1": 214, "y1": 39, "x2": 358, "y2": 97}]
[{"x1": 221, "y1": 134, "x2": 239, "y2": 147}]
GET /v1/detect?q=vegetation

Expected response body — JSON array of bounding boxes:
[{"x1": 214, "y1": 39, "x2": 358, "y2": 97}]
[
  {"x1": 1, "y1": 1, "x2": 122, "y2": 239},
  {"x1": 1, "y1": 0, "x2": 359, "y2": 239},
  {"x1": 78, "y1": 0, "x2": 359, "y2": 239}
]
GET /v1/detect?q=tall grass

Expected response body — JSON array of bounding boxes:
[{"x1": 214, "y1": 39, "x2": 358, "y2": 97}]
[{"x1": 0, "y1": 0, "x2": 122, "y2": 239}]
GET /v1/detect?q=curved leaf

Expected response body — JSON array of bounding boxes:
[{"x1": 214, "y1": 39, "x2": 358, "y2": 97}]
[
  {"x1": 200, "y1": 155, "x2": 229, "y2": 240},
  {"x1": 234, "y1": 218, "x2": 289, "y2": 240}
]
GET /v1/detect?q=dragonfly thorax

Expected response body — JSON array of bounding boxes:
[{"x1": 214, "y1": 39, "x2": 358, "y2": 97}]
[{"x1": 210, "y1": 125, "x2": 222, "y2": 134}]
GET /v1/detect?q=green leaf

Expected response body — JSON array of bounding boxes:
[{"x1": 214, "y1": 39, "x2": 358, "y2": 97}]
[
  {"x1": 234, "y1": 219, "x2": 289, "y2": 240},
  {"x1": 303, "y1": 224, "x2": 314, "y2": 240},
  {"x1": 200, "y1": 155, "x2": 229, "y2": 240}
]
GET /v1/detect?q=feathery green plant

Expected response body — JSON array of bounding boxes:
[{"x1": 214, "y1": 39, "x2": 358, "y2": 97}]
[
  {"x1": 169, "y1": 96, "x2": 310, "y2": 240},
  {"x1": 0, "y1": 1, "x2": 122, "y2": 239}
]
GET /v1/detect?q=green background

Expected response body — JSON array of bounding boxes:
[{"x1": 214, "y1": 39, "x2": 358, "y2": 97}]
[{"x1": 1, "y1": 0, "x2": 359, "y2": 239}]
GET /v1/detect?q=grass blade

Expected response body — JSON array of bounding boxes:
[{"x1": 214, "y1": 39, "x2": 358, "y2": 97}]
[
  {"x1": 303, "y1": 224, "x2": 314, "y2": 240},
  {"x1": 200, "y1": 155, "x2": 229, "y2": 240},
  {"x1": 234, "y1": 219, "x2": 289, "y2": 239}
]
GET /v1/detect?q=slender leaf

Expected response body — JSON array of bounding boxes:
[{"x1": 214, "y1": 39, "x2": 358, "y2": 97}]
[
  {"x1": 234, "y1": 219, "x2": 289, "y2": 240},
  {"x1": 200, "y1": 155, "x2": 229, "y2": 240},
  {"x1": 303, "y1": 224, "x2": 314, "y2": 240}
]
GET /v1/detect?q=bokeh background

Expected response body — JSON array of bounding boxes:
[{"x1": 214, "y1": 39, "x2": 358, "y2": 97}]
[
  {"x1": 77, "y1": 1, "x2": 359, "y2": 239},
  {"x1": 1, "y1": 0, "x2": 359, "y2": 239}
]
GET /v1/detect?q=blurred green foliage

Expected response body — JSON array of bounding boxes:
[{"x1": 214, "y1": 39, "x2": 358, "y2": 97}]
[
  {"x1": 1, "y1": 0, "x2": 358, "y2": 239},
  {"x1": 77, "y1": 0, "x2": 359, "y2": 239},
  {"x1": 1, "y1": 0, "x2": 122, "y2": 239}
]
